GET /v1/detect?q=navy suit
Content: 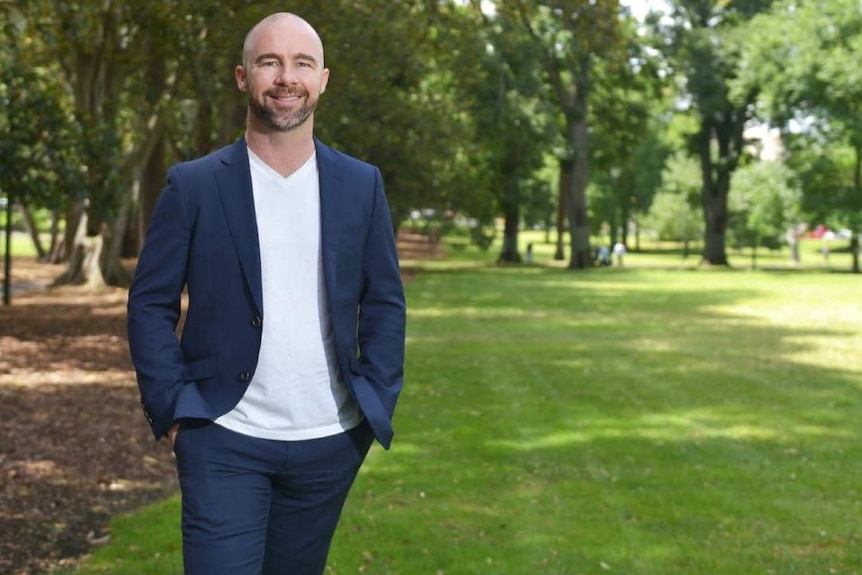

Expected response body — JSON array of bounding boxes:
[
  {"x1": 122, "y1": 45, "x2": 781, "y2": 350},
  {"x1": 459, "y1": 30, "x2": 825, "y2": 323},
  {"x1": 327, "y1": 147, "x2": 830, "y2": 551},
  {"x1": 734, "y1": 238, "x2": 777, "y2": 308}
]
[
  {"x1": 127, "y1": 137, "x2": 406, "y2": 574},
  {"x1": 127, "y1": 137, "x2": 406, "y2": 449}
]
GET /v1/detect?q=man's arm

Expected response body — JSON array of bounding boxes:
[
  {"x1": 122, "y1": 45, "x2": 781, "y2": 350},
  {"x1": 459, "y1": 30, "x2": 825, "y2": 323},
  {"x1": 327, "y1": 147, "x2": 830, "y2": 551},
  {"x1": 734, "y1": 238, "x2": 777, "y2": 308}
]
[
  {"x1": 127, "y1": 171, "x2": 191, "y2": 440},
  {"x1": 356, "y1": 168, "x2": 407, "y2": 420}
]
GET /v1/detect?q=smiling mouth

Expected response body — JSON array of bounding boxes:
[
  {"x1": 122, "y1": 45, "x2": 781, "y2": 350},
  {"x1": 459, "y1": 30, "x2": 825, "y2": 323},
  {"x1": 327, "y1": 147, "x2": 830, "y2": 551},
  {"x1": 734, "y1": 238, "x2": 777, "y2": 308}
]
[{"x1": 269, "y1": 91, "x2": 304, "y2": 102}]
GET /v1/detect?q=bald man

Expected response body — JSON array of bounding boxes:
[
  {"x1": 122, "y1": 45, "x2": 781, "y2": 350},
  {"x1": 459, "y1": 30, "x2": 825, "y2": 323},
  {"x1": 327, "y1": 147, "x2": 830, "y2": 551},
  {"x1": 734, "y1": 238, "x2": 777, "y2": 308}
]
[{"x1": 127, "y1": 13, "x2": 406, "y2": 575}]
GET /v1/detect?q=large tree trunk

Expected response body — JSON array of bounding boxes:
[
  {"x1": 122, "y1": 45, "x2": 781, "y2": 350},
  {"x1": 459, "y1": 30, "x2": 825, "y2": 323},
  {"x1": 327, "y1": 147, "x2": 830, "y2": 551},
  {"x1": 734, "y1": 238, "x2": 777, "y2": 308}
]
[
  {"x1": 699, "y1": 124, "x2": 730, "y2": 266},
  {"x1": 700, "y1": 104, "x2": 747, "y2": 266},
  {"x1": 558, "y1": 54, "x2": 592, "y2": 270},
  {"x1": 102, "y1": 185, "x2": 133, "y2": 286},
  {"x1": 554, "y1": 160, "x2": 569, "y2": 261},
  {"x1": 498, "y1": 177, "x2": 521, "y2": 263},
  {"x1": 55, "y1": 204, "x2": 126, "y2": 288},
  {"x1": 566, "y1": 116, "x2": 592, "y2": 269},
  {"x1": 60, "y1": 204, "x2": 81, "y2": 262},
  {"x1": 54, "y1": 211, "x2": 129, "y2": 288},
  {"x1": 498, "y1": 206, "x2": 521, "y2": 263},
  {"x1": 53, "y1": 206, "x2": 104, "y2": 287}
]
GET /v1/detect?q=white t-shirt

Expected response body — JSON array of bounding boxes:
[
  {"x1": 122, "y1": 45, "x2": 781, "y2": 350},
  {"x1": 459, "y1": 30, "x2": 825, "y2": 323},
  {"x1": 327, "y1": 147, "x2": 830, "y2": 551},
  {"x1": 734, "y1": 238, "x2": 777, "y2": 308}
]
[{"x1": 214, "y1": 150, "x2": 361, "y2": 440}]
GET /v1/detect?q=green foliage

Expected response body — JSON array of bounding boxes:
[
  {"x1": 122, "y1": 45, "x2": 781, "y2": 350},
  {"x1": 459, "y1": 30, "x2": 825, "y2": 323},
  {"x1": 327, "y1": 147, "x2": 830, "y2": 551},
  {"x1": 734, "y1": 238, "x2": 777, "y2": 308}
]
[
  {"x1": 309, "y1": 0, "x2": 487, "y2": 226},
  {"x1": 490, "y1": 0, "x2": 628, "y2": 267},
  {"x1": 740, "y1": 0, "x2": 862, "y2": 132},
  {"x1": 656, "y1": 0, "x2": 776, "y2": 264},
  {"x1": 644, "y1": 152, "x2": 703, "y2": 244},
  {"x1": 589, "y1": 12, "x2": 670, "y2": 240},
  {"x1": 468, "y1": 224, "x2": 497, "y2": 252},
  {"x1": 739, "y1": 0, "x2": 862, "y2": 232},
  {"x1": 786, "y1": 135, "x2": 858, "y2": 226},
  {"x1": 728, "y1": 160, "x2": 801, "y2": 247},
  {"x1": 0, "y1": 31, "x2": 86, "y2": 209},
  {"x1": 461, "y1": 2, "x2": 563, "y2": 257},
  {"x1": 521, "y1": 178, "x2": 555, "y2": 231}
]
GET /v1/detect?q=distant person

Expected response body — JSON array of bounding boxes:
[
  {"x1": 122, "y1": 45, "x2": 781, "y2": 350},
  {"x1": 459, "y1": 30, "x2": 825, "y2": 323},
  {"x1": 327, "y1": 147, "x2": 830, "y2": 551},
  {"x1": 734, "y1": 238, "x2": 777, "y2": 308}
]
[
  {"x1": 598, "y1": 245, "x2": 610, "y2": 267},
  {"x1": 127, "y1": 12, "x2": 406, "y2": 575},
  {"x1": 613, "y1": 241, "x2": 627, "y2": 266},
  {"x1": 786, "y1": 227, "x2": 801, "y2": 265},
  {"x1": 525, "y1": 242, "x2": 534, "y2": 264}
]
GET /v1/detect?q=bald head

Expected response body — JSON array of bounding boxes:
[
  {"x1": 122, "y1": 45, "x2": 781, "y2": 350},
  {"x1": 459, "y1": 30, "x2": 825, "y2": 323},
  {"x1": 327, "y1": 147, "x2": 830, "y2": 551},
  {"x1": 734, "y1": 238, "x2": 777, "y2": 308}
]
[
  {"x1": 236, "y1": 12, "x2": 330, "y2": 137},
  {"x1": 242, "y1": 13, "x2": 325, "y2": 69}
]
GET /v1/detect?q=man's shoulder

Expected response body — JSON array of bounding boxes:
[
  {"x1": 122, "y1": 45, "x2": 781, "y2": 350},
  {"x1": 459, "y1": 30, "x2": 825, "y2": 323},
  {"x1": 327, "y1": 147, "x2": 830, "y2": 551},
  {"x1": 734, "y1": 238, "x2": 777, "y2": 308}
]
[
  {"x1": 171, "y1": 139, "x2": 246, "y2": 176},
  {"x1": 315, "y1": 140, "x2": 377, "y2": 175}
]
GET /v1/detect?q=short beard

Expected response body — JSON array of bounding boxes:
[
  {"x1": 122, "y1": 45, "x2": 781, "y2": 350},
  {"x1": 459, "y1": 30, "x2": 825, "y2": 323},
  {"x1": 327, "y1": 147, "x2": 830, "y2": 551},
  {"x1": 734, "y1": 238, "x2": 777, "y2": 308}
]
[{"x1": 248, "y1": 93, "x2": 318, "y2": 132}]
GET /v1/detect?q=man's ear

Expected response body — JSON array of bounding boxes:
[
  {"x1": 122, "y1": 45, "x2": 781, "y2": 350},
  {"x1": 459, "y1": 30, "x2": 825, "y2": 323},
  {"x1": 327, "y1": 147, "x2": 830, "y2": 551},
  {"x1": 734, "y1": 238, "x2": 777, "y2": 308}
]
[
  {"x1": 235, "y1": 65, "x2": 248, "y2": 92},
  {"x1": 320, "y1": 67, "x2": 330, "y2": 94}
]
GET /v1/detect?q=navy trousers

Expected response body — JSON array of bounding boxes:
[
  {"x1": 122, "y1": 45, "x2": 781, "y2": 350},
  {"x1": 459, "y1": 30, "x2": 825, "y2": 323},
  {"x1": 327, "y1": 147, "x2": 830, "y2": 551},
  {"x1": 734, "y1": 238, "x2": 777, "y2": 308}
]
[{"x1": 173, "y1": 420, "x2": 375, "y2": 575}]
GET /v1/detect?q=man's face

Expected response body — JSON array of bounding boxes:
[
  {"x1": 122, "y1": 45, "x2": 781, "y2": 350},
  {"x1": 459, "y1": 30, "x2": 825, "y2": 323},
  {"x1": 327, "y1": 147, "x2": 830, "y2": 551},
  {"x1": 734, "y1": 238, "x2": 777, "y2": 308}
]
[{"x1": 236, "y1": 16, "x2": 330, "y2": 133}]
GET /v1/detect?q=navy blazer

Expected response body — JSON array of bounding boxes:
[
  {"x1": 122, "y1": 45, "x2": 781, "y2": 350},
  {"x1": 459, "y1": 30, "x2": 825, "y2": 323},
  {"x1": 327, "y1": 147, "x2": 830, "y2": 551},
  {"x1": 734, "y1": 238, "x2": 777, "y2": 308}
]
[{"x1": 127, "y1": 138, "x2": 406, "y2": 449}]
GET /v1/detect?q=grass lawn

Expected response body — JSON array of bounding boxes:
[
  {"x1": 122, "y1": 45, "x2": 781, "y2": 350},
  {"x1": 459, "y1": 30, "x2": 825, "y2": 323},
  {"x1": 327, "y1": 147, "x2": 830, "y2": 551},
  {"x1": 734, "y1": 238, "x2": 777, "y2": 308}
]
[{"x1": 69, "y1": 255, "x2": 862, "y2": 574}]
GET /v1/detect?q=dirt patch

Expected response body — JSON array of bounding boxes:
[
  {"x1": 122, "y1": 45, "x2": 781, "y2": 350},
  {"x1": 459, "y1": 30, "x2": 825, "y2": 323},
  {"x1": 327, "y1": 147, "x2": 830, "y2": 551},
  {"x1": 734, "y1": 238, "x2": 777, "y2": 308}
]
[{"x1": 1, "y1": 259, "x2": 178, "y2": 574}]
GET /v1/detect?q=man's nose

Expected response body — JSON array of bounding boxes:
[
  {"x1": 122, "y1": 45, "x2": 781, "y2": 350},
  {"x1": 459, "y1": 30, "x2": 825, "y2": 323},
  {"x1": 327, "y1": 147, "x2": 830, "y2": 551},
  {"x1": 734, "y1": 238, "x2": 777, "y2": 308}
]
[{"x1": 275, "y1": 63, "x2": 298, "y2": 84}]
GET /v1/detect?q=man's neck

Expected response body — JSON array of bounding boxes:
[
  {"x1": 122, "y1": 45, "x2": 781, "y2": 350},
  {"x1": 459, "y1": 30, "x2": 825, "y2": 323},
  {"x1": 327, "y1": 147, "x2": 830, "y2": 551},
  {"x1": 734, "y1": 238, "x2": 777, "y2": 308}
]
[{"x1": 245, "y1": 124, "x2": 316, "y2": 178}]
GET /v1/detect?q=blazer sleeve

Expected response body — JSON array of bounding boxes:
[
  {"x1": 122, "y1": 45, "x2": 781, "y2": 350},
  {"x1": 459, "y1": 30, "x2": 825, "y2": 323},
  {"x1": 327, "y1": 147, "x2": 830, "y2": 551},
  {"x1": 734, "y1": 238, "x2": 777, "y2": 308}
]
[
  {"x1": 356, "y1": 168, "x2": 407, "y2": 431},
  {"x1": 127, "y1": 167, "x2": 191, "y2": 440}
]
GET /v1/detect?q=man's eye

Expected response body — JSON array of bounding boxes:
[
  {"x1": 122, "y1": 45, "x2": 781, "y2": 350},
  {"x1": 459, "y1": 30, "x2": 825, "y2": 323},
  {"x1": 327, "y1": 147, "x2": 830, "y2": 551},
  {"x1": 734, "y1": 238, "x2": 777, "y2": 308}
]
[{"x1": 260, "y1": 61, "x2": 279, "y2": 68}]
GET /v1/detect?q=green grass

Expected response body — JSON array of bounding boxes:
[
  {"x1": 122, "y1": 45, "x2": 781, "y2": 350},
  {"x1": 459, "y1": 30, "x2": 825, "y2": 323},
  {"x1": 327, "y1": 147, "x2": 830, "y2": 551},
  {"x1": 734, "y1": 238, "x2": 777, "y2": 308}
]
[
  {"x1": 0, "y1": 231, "x2": 41, "y2": 258},
  {"x1": 70, "y1": 260, "x2": 862, "y2": 575},
  {"x1": 66, "y1": 498, "x2": 183, "y2": 574}
]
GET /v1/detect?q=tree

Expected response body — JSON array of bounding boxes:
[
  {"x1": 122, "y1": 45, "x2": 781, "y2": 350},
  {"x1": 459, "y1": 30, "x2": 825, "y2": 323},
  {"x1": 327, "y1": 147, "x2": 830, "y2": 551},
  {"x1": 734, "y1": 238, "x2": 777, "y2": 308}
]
[
  {"x1": 737, "y1": 0, "x2": 862, "y2": 272},
  {"x1": 0, "y1": 17, "x2": 86, "y2": 261},
  {"x1": 15, "y1": 1, "x2": 219, "y2": 287},
  {"x1": 589, "y1": 12, "x2": 668, "y2": 250},
  {"x1": 728, "y1": 160, "x2": 801, "y2": 267},
  {"x1": 463, "y1": 3, "x2": 559, "y2": 262},
  {"x1": 493, "y1": 0, "x2": 625, "y2": 269},
  {"x1": 786, "y1": 135, "x2": 856, "y2": 235},
  {"x1": 644, "y1": 151, "x2": 703, "y2": 257},
  {"x1": 13, "y1": 2, "x2": 291, "y2": 287},
  {"x1": 311, "y1": 0, "x2": 487, "y2": 229},
  {"x1": 659, "y1": 0, "x2": 774, "y2": 266}
]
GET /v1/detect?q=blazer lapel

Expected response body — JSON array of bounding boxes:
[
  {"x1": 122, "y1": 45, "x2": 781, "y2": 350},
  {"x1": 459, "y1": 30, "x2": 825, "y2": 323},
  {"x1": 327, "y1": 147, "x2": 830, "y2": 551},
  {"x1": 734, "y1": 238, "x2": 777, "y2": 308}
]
[
  {"x1": 316, "y1": 139, "x2": 343, "y2": 304},
  {"x1": 214, "y1": 138, "x2": 263, "y2": 313}
]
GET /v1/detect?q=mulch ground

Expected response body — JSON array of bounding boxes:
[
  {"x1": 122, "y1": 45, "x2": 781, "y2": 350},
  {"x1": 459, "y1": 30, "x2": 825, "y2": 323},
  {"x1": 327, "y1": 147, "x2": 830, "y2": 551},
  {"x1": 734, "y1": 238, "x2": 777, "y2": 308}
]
[{"x1": 1, "y1": 259, "x2": 179, "y2": 574}]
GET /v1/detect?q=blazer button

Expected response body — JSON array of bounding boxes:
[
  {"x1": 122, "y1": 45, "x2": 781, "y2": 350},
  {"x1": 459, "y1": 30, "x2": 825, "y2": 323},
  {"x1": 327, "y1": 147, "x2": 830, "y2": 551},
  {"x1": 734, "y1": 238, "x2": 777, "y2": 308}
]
[
  {"x1": 251, "y1": 316, "x2": 262, "y2": 328},
  {"x1": 238, "y1": 371, "x2": 251, "y2": 382}
]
